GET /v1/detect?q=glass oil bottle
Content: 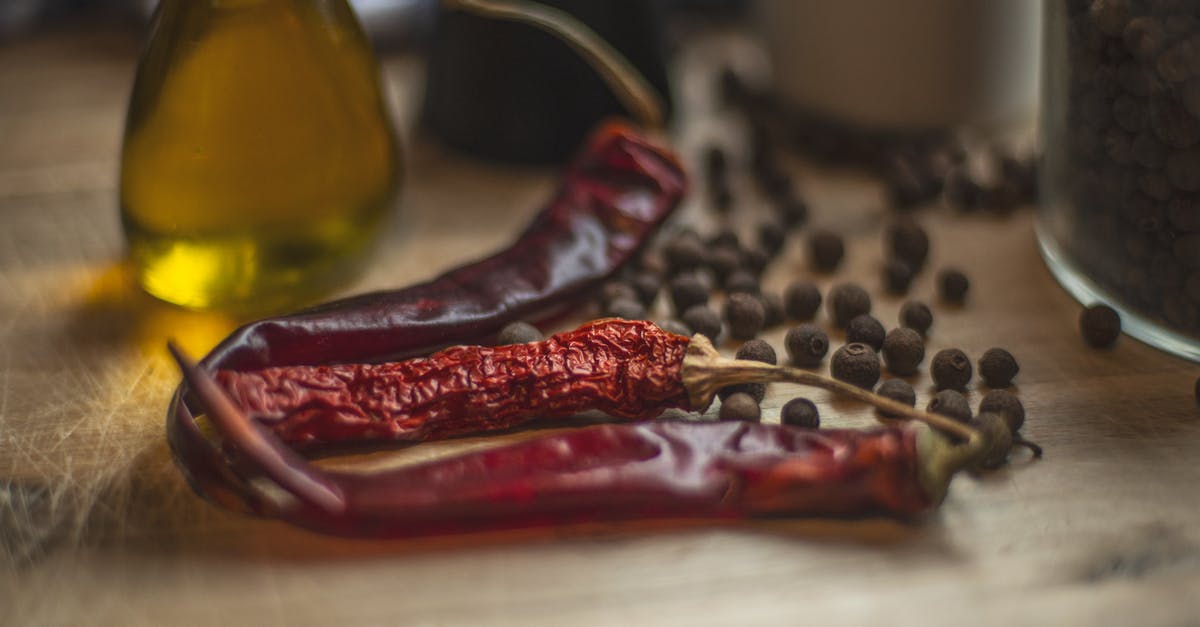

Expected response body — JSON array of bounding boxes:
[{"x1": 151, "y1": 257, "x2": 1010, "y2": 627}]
[{"x1": 120, "y1": 0, "x2": 400, "y2": 312}]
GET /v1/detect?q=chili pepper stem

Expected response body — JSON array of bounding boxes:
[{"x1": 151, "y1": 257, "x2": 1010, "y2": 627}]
[
  {"x1": 681, "y1": 334, "x2": 983, "y2": 446},
  {"x1": 442, "y1": 0, "x2": 665, "y2": 130},
  {"x1": 681, "y1": 335, "x2": 987, "y2": 503}
]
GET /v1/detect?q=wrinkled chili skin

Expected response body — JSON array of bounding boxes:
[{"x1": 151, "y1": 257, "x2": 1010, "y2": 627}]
[
  {"x1": 201, "y1": 121, "x2": 686, "y2": 372},
  {"x1": 252, "y1": 422, "x2": 933, "y2": 538},
  {"x1": 216, "y1": 319, "x2": 693, "y2": 449}
]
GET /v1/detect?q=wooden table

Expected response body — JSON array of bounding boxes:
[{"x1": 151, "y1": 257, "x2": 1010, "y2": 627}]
[{"x1": 3, "y1": 24, "x2": 1200, "y2": 627}]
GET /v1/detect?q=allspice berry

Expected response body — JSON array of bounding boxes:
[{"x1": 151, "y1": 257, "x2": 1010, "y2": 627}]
[
  {"x1": 883, "y1": 259, "x2": 915, "y2": 295},
  {"x1": 881, "y1": 327, "x2": 925, "y2": 376},
  {"x1": 938, "y1": 268, "x2": 970, "y2": 304},
  {"x1": 831, "y1": 342, "x2": 881, "y2": 389},
  {"x1": 899, "y1": 300, "x2": 934, "y2": 335},
  {"x1": 670, "y1": 273, "x2": 709, "y2": 314},
  {"x1": 931, "y1": 348, "x2": 973, "y2": 391},
  {"x1": 876, "y1": 378, "x2": 917, "y2": 418},
  {"x1": 781, "y1": 397, "x2": 820, "y2": 428},
  {"x1": 724, "y1": 293, "x2": 766, "y2": 340},
  {"x1": 927, "y1": 389, "x2": 973, "y2": 423},
  {"x1": 808, "y1": 229, "x2": 845, "y2": 272},
  {"x1": 827, "y1": 283, "x2": 872, "y2": 328},
  {"x1": 886, "y1": 219, "x2": 930, "y2": 270},
  {"x1": 628, "y1": 272, "x2": 661, "y2": 308},
  {"x1": 979, "y1": 389, "x2": 1026, "y2": 433},
  {"x1": 606, "y1": 298, "x2": 646, "y2": 320},
  {"x1": 682, "y1": 305, "x2": 722, "y2": 343},
  {"x1": 719, "y1": 339, "x2": 776, "y2": 403},
  {"x1": 660, "y1": 319, "x2": 692, "y2": 338},
  {"x1": 1080, "y1": 304, "x2": 1122, "y2": 348},
  {"x1": 719, "y1": 392, "x2": 761, "y2": 422},
  {"x1": 601, "y1": 281, "x2": 639, "y2": 308},
  {"x1": 725, "y1": 269, "x2": 760, "y2": 295},
  {"x1": 978, "y1": 348, "x2": 1019, "y2": 388},
  {"x1": 785, "y1": 323, "x2": 829, "y2": 368},
  {"x1": 783, "y1": 280, "x2": 822, "y2": 320},
  {"x1": 759, "y1": 292, "x2": 785, "y2": 328},
  {"x1": 496, "y1": 321, "x2": 543, "y2": 345},
  {"x1": 846, "y1": 314, "x2": 886, "y2": 351},
  {"x1": 664, "y1": 232, "x2": 707, "y2": 274}
]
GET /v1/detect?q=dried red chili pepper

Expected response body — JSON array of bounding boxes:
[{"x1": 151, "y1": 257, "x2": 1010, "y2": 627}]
[
  {"x1": 201, "y1": 121, "x2": 685, "y2": 371},
  {"x1": 169, "y1": 319, "x2": 991, "y2": 525},
  {"x1": 173, "y1": 341, "x2": 983, "y2": 537},
  {"x1": 216, "y1": 319, "x2": 692, "y2": 449}
]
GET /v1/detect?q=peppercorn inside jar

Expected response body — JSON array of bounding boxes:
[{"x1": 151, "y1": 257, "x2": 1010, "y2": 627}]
[{"x1": 1039, "y1": 0, "x2": 1200, "y2": 361}]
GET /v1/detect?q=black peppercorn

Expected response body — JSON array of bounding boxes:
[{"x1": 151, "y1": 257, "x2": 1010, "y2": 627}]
[
  {"x1": 758, "y1": 219, "x2": 787, "y2": 257},
  {"x1": 783, "y1": 280, "x2": 822, "y2": 320},
  {"x1": 931, "y1": 348, "x2": 973, "y2": 391},
  {"x1": 600, "y1": 281, "x2": 639, "y2": 308},
  {"x1": 1080, "y1": 303, "x2": 1122, "y2": 348},
  {"x1": 927, "y1": 389, "x2": 972, "y2": 423},
  {"x1": 724, "y1": 269, "x2": 760, "y2": 295},
  {"x1": 979, "y1": 390, "x2": 1026, "y2": 434},
  {"x1": 883, "y1": 259, "x2": 915, "y2": 295},
  {"x1": 669, "y1": 273, "x2": 710, "y2": 314},
  {"x1": 660, "y1": 319, "x2": 692, "y2": 338},
  {"x1": 718, "y1": 339, "x2": 779, "y2": 403},
  {"x1": 899, "y1": 300, "x2": 934, "y2": 335},
  {"x1": 496, "y1": 321, "x2": 543, "y2": 345},
  {"x1": 938, "y1": 268, "x2": 970, "y2": 304},
  {"x1": 724, "y1": 293, "x2": 766, "y2": 341},
  {"x1": 606, "y1": 298, "x2": 646, "y2": 320},
  {"x1": 881, "y1": 327, "x2": 925, "y2": 376},
  {"x1": 664, "y1": 232, "x2": 707, "y2": 274},
  {"x1": 886, "y1": 219, "x2": 930, "y2": 270},
  {"x1": 785, "y1": 323, "x2": 829, "y2": 368},
  {"x1": 759, "y1": 292, "x2": 785, "y2": 328},
  {"x1": 719, "y1": 392, "x2": 761, "y2": 422},
  {"x1": 781, "y1": 397, "x2": 820, "y2": 428},
  {"x1": 707, "y1": 246, "x2": 742, "y2": 285},
  {"x1": 628, "y1": 272, "x2": 661, "y2": 308},
  {"x1": 682, "y1": 305, "x2": 722, "y2": 343},
  {"x1": 831, "y1": 342, "x2": 881, "y2": 389},
  {"x1": 742, "y1": 247, "x2": 770, "y2": 276},
  {"x1": 827, "y1": 283, "x2": 872, "y2": 328},
  {"x1": 875, "y1": 379, "x2": 917, "y2": 418},
  {"x1": 845, "y1": 314, "x2": 886, "y2": 351},
  {"x1": 736, "y1": 338, "x2": 777, "y2": 365},
  {"x1": 808, "y1": 229, "x2": 845, "y2": 273},
  {"x1": 776, "y1": 196, "x2": 809, "y2": 229},
  {"x1": 978, "y1": 348, "x2": 1020, "y2": 388}
]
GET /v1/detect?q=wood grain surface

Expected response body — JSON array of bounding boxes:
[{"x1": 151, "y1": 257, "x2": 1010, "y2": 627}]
[{"x1": 2, "y1": 24, "x2": 1200, "y2": 627}]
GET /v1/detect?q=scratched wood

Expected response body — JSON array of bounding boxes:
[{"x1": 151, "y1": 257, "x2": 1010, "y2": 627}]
[{"x1": 2, "y1": 24, "x2": 1200, "y2": 627}]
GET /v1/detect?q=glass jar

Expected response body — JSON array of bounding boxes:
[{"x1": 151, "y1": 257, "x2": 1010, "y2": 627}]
[
  {"x1": 120, "y1": 0, "x2": 401, "y2": 313},
  {"x1": 1039, "y1": 0, "x2": 1200, "y2": 360}
]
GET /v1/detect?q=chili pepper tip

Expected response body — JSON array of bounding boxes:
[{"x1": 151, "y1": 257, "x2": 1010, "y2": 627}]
[{"x1": 167, "y1": 342, "x2": 347, "y2": 516}]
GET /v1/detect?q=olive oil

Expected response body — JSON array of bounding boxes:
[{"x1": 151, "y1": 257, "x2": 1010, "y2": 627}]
[{"x1": 120, "y1": 0, "x2": 399, "y2": 312}]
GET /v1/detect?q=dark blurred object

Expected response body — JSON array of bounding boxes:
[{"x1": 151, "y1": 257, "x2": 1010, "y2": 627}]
[
  {"x1": 1, "y1": 1, "x2": 434, "y2": 51},
  {"x1": 422, "y1": 1, "x2": 673, "y2": 165}
]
